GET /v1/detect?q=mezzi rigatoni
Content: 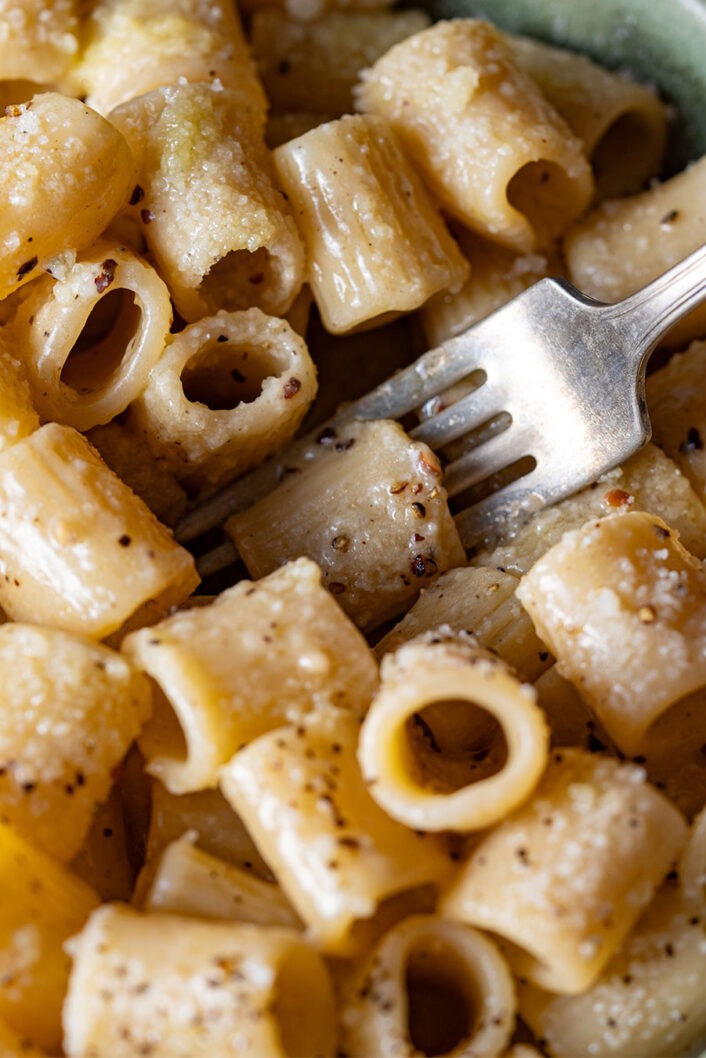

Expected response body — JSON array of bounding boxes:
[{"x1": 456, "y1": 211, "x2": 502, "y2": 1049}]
[
  {"x1": 359, "y1": 632, "x2": 549, "y2": 831},
  {"x1": 441, "y1": 748, "x2": 687, "y2": 995},
  {"x1": 110, "y1": 82, "x2": 305, "y2": 324},
  {"x1": 0, "y1": 93, "x2": 135, "y2": 301},
  {"x1": 9, "y1": 239, "x2": 172, "y2": 431},
  {"x1": 272, "y1": 113, "x2": 470, "y2": 334},
  {"x1": 356, "y1": 19, "x2": 594, "y2": 252},
  {"x1": 0, "y1": 0, "x2": 79, "y2": 86},
  {"x1": 127, "y1": 308, "x2": 317, "y2": 493}
]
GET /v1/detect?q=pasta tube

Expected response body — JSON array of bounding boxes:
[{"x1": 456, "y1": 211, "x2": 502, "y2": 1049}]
[
  {"x1": 359, "y1": 632, "x2": 549, "y2": 831},
  {"x1": 0, "y1": 821, "x2": 98, "y2": 1052},
  {"x1": 517, "y1": 511, "x2": 706, "y2": 756},
  {"x1": 220, "y1": 707, "x2": 453, "y2": 955},
  {"x1": 0, "y1": 0, "x2": 79, "y2": 85},
  {"x1": 507, "y1": 34, "x2": 667, "y2": 198},
  {"x1": 441, "y1": 748, "x2": 687, "y2": 994},
  {"x1": 273, "y1": 114, "x2": 470, "y2": 333},
  {"x1": 110, "y1": 83, "x2": 305, "y2": 324},
  {"x1": 340, "y1": 915, "x2": 516, "y2": 1057},
  {"x1": 565, "y1": 155, "x2": 706, "y2": 346},
  {"x1": 0, "y1": 93, "x2": 135, "y2": 301},
  {"x1": 123, "y1": 558, "x2": 378, "y2": 793},
  {"x1": 9, "y1": 239, "x2": 172, "y2": 431},
  {"x1": 127, "y1": 309, "x2": 317, "y2": 493},
  {"x1": 647, "y1": 338, "x2": 706, "y2": 503},
  {"x1": 357, "y1": 20, "x2": 593, "y2": 252},
  {"x1": 228, "y1": 419, "x2": 466, "y2": 632},
  {"x1": 0, "y1": 331, "x2": 39, "y2": 453},
  {"x1": 376, "y1": 565, "x2": 552, "y2": 682},
  {"x1": 63, "y1": 904, "x2": 337, "y2": 1058},
  {"x1": 0, "y1": 624, "x2": 150, "y2": 862},
  {"x1": 0, "y1": 423, "x2": 198, "y2": 638},
  {"x1": 76, "y1": 0, "x2": 266, "y2": 121},
  {"x1": 142, "y1": 832, "x2": 301, "y2": 928}
]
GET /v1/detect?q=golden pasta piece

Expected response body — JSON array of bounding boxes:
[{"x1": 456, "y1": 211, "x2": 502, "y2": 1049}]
[
  {"x1": 63, "y1": 904, "x2": 337, "y2": 1058},
  {"x1": 265, "y1": 110, "x2": 333, "y2": 149},
  {"x1": 124, "y1": 558, "x2": 378, "y2": 793},
  {"x1": 142, "y1": 833, "x2": 301, "y2": 928},
  {"x1": 70, "y1": 785, "x2": 135, "y2": 902},
  {"x1": 0, "y1": 0, "x2": 78, "y2": 85},
  {"x1": 507, "y1": 34, "x2": 667, "y2": 198},
  {"x1": 519, "y1": 870, "x2": 706, "y2": 1057},
  {"x1": 517, "y1": 511, "x2": 706, "y2": 756},
  {"x1": 251, "y1": 9, "x2": 430, "y2": 116},
  {"x1": 340, "y1": 915, "x2": 516, "y2": 1057},
  {"x1": 0, "y1": 93, "x2": 135, "y2": 301},
  {"x1": 0, "y1": 623, "x2": 150, "y2": 863},
  {"x1": 357, "y1": 20, "x2": 594, "y2": 252},
  {"x1": 474, "y1": 441, "x2": 706, "y2": 573},
  {"x1": 0, "y1": 821, "x2": 98, "y2": 1052},
  {"x1": 10, "y1": 239, "x2": 172, "y2": 431},
  {"x1": 377, "y1": 565, "x2": 552, "y2": 682},
  {"x1": 128, "y1": 309, "x2": 317, "y2": 494},
  {"x1": 110, "y1": 83, "x2": 305, "y2": 324},
  {"x1": 228, "y1": 419, "x2": 466, "y2": 632},
  {"x1": 0, "y1": 1015, "x2": 45, "y2": 1057},
  {"x1": 0, "y1": 330, "x2": 39, "y2": 452},
  {"x1": 647, "y1": 338, "x2": 706, "y2": 502},
  {"x1": 359, "y1": 632, "x2": 549, "y2": 832},
  {"x1": 75, "y1": 0, "x2": 266, "y2": 120},
  {"x1": 220, "y1": 707, "x2": 453, "y2": 955},
  {"x1": 0, "y1": 423, "x2": 198, "y2": 638},
  {"x1": 565, "y1": 155, "x2": 706, "y2": 346},
  {"x1": 441, "y1": 748, "x2": 687, "y2": 995},
  {"x1": 273, "y1": 113, "x2": 469, "y2": 334}
]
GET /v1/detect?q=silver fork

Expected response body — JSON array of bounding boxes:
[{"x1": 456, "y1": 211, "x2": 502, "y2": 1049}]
[{"x1": 176, "y1": 243, "x2": 706, "y2": 576}]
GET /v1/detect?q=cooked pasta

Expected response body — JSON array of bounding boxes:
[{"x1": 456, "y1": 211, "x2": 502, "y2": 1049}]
[{"x1": 0, "y1": 0, "x2": 78, "y2": 86}]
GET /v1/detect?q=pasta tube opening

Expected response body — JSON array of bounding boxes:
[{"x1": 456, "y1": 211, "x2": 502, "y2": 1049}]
[
  {"x1": 404, "y1": 697, "x2": 508, "y2": 795},
  {"x1": 405, "y1": 941, "x2": 476, "y2": 1055},
  {"x1": 506, "y1": 159, "x2": 585, "y2": 248},
  {"x1": 272, "y1": 944, "x2": 338, "y2": 1057},
  {"x1": 59, "y1": 289, "x2": 141, "y2": 391},
  {"x1": 180, "y1": 336, "x2": 284, "y2": 411}
]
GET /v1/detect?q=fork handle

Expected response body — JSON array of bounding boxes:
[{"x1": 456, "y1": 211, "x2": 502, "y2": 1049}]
[{"x1": 606, "y1": 242, "x2": 706, "y2": 364}]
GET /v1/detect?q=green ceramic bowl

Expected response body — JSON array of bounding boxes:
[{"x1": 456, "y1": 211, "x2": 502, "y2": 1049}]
[{"x1": 420, "y1": 0, "x2": 706, "y2": 170}]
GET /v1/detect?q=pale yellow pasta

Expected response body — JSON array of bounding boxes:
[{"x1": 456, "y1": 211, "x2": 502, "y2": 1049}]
[
  {"x1": 0, "y1": 93, "x2": 135, "y2": 301},
  {"x1": 251, "y1": 9, "x2": 430, "y2": 116},
  {"x1": 9, "y1": 239, "x2": 172, "y2": 431},
  {"x1": 110, "y1": 83, "x2": 305, "y2": 324},
  {"x1": 340, "y1": 914, "x2": 516, "y2": 1057},
  {"x1": 359, "y1": 632, "x2": 549, "y2": 831},
  {"x1": 376, "y1": 565, "x2": 552, "y2": 683},
  {"x1": 474, "y1": 441, "x2": 706, "y2": 573},
  {"x1": 266, "y1": 110, "x2": 335, "y2": 150},
  {"x1": 0, "y1": 1015, "x2": 45, "y2": 1057},
  {"x1": 0, "y1": 423, "x2": 198, "y2": 638},
  {"x1": 507, "y1": 34, "x2": 667, "y2": 198},
  {"x1": 422, "y1": 231, "x2": 557, "y2": 347},
  {"x1": 0, "y1": 623, "x2": 150, "y2": 862},
  {"x1": 0, "y1": 821, "x2": 98, "y2": 1052},
  {"x1": 519, "y1": 869, "x2": 706, "y2": 1057},
  {"x1": 533, "y1": 664, "x2": 614, "y2": 752},
  {"x1": 357, "y1": 20, "x2": 594, "y2": 252},
  {"x1": 441, "y1": 748, "x2": 687, "y2": 995},
  {"x1": 124, "y1": 558, "x2": 378, "y2": 793},
  {"x1": 679, "y1": 803, "x2": 706, "y2": 907},
  {"x1": 228, "y1": 419, "x2": 466, "y2": 632},
  {"x1": 220, "y1": 707, "x2": 453, "y2": 955},
  {"x1": 647, "y1": 338, "x2": 706, "y2": 501},
  {"x1": 127, "y1": 308, "x2": 317, "y2": 494},
  {"x1": 70, "y1": 785, "x2": 135, "y2": 902},
  {"x1": 75, "y1": 0, "x2": 266, "y2": 121},
  {"x1": 273, "y1": 113, "x2": 469, "y2": 334},
  {"x1": 0, "y1": 330, "x2": 39, "y2": 453},
  {"x1": 565, "y1": 154, "x2": 706, "y2": 346},
  {"x1": 63, "y1": 904, "x2": 337, "y2": 1058},
  {"x1": 142, "y1": 832, "x2": 301, "y2": 928},
  {"x1": 0, "y1": 1, "x2": 78, "y2": 85},
  {"x1": 517, "y1": 511, "x2": 706, "y2": 756}
]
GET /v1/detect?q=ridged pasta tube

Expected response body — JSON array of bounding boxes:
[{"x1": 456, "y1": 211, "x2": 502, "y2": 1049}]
[
  {"x1": 63, "y1": 904, "x2": 337, "y2": 1058},
  {"x1": 359, "y1": 632, "x2": 549, "y2": 831},
  {"x1": 110, "y1": 83, "x2": 305, "y2": 323},
  {"x1": 517, "y1": 511, "x2": 706, "y2": 756},
  {"x1": 0, "y1": 331, "x2": 39, "y2": 453},
  {"x1": 0, "y1": 93, "x2": 135, "y2": 301},
  {"x1": 357, "y1": 20, "x2": 594, "y2": 252},
  {"x1": 273, "y1": 113, "x2": 470, "y2": 333},
  {"x1": 128, "y1": 309, "x2": 317, "y2": 493},
  {"x1": 340, "y1": 915, "x2": 516, "y2": 1057},
  {"x1": 10, "y1": 240, "x2": 172, "y2": 431},
  {"x1": 441, "y1": 748, "x2": 687, "y2": 994}
]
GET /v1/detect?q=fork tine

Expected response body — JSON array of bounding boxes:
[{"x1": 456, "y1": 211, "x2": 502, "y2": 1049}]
[
  {"x1": 454, "y1": 464, "x2": 545, "y2": 546},
  {"x1": 444, "y1": 422, "x2": 535, "y2": 497},
  {"x1": 410, "y1": 378, "x2": 506, "y2": 449}
]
